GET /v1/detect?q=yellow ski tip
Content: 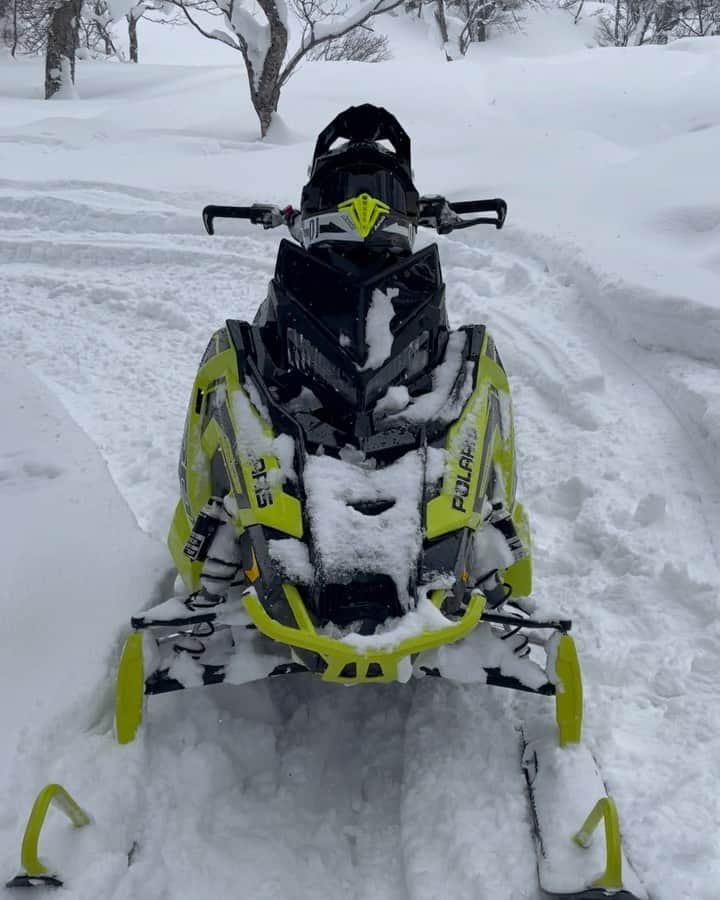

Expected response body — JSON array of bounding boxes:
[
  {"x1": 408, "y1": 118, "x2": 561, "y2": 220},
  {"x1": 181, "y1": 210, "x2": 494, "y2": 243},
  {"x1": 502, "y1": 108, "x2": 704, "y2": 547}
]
[
  {"x1": 555, "y1": 633, "x2": 583, "y2": 747},
  {"x1": 115, "y1": 633, "x2": 145, "y2": 745}
]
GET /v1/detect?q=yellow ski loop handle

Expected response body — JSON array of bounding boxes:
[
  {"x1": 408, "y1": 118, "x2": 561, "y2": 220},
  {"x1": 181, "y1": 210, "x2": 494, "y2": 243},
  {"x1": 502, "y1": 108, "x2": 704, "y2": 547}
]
[
  {"x1": 6, "y1": 783, "x2": 91, "y2": 888},
  {"x1": 573, "y1": 796, "x2": 624, "y2": 891}
]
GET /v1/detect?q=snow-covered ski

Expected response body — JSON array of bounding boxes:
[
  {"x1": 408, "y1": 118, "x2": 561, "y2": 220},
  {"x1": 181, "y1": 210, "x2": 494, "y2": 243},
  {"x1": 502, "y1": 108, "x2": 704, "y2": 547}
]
[{"x1": 523, "y1": 732, "x2": 648, "y2": 900}]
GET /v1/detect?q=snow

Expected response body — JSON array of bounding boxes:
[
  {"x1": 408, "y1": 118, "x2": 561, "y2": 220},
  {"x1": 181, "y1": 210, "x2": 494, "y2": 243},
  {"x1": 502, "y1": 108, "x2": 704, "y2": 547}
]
[
  {"x1": 387, "y1": 329, "x2": 473, "y2": 423},
  {"x1": 323, "y1": 593, "x2": 453, "y2": 652},
  {"x1": 48, "y1": 59, "x2": 79, "y2": 101},
  {"x1": 231, "y1": 384, "x2": 297, "y2": 483},
  {"x1": 471, "y1": 518, "x2": 515, "y2": 578},
  {"x1": 425, "y1": 445, "x2": 447, "y2": 484},
  {"x1": 106, "y1": 0, "x2": 137, "y2": 20},
  {"x1": 0, "y1": 365, "x2": 166, "y2": 789},
  {"x1": 303, "y1": 450, "x2": 424, "y2": 609},
  {"x1": 523, "y1": 733, "x2": 648, "y2": 897},
  {"x1": 374, "y1": 383, "x2": 410, "y2": 416},
  {"x1": 1, "y1": 8, "x2": 719, "y2": 900},
  {"x1": 362, "y1": 286, "x2": 397, "y2": 370},
  {"x1": 423, "y1": 617, "x2": 551, "y2": 690},
  {"x1": 113, "y1": 11, "x2": 243, "y2": 65},
  {"x1": 230, "y1": 6, "x2": 271, "y2": 90},
  {"x1": 268, "y1": 537, "x2": 314, "y2": 582}
]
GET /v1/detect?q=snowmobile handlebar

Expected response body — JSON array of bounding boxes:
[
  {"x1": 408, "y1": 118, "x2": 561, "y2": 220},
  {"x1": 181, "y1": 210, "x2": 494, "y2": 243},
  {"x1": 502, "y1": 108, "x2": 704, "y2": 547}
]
[
  {"x1": 201, "y1": 196, "x2": 507, "y2": 238},
  {"x1": 202, "y1": 204, "x2": 288, "y2": 235},
  {"x1": 417, "y1": 196, "x2": 507, "y2": 233}
]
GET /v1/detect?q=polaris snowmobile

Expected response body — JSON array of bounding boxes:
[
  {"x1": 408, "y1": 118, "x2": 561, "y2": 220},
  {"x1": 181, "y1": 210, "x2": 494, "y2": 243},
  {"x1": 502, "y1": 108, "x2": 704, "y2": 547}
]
[{"x1": 7, "y1": 106, "x2": 649, "y2": 900}]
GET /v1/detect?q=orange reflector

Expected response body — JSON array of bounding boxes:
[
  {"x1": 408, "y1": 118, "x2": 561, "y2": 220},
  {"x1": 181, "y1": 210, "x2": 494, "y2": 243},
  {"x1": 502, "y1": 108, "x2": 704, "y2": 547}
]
[{"x1": 244, "y1": 548, "x2": 261, "y2": 583}]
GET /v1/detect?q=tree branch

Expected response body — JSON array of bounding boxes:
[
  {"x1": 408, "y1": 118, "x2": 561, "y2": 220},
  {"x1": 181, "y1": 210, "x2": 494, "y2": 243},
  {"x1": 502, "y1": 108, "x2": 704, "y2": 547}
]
[
  {"x1": 170, "y1": 0, "x2": 242, "y2": 49},
  {"x1": 280, "y1": 0, "x2": 404, "y2": 83}
]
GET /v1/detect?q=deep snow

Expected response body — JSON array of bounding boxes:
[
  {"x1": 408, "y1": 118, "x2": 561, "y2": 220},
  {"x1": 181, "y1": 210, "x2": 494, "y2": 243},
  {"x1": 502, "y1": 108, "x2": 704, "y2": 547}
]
[{"x1": 1, "y1": 9, "x2": 719, "y2": 900}]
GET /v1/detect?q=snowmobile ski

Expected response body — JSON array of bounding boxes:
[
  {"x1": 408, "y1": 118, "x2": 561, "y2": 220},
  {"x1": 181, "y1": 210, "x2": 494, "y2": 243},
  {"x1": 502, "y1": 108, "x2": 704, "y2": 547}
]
[
  {"x1": 523, "y1": 733, "x2": 649, "y2": 900},
  {"x1": 6, "y1": 784, "x2": 91, "y2": 889}
]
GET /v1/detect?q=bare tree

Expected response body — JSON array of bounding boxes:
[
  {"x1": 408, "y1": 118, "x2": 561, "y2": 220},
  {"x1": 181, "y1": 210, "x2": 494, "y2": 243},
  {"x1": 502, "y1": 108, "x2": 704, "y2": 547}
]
[
  {"x1": 410, "y1": 0, "x2": 527, "y2": 58},
  {"x1": 456, "y1": 0, "x2": 525, "y2": 51},
  {"x1": 78, "y1": 0, "x2": 121, "y2": 57},
  {"x1": 126, "y1": 1, "x2": 154, "y2": 61},
  {"x1": 120, "y1": 1, "x2": 179, "y2": 62},
  {"x1": 5, "y1": 0, "x2": 153, "y2": 68},
  {"x1": 168, "y1": 0, "x2": 404, "y2": 136},
  {"x1": 568, "y1": 0, "x2": 720, "y2": 44},
  {"x1": 307, "y1": 23, "x2": 392, "y2": 60},
  {"x1": 9, "y1": 0, "x2": 44, "y2": 55},
  {"x1": 595, "y1": 0, "x2": 664, "y2": 45},
  {"x1": 3, "y1": 0, "x2": 49, "y2": 55},
  {"x1": 673, "y1": 0, "x2": 720, "y2": 34}
]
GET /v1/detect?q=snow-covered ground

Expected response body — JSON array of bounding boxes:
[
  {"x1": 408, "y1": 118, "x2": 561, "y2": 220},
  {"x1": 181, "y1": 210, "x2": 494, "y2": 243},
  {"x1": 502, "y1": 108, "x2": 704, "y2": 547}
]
[{"x1": 1, "y1": 10, "x2": 719, "y2": 900}]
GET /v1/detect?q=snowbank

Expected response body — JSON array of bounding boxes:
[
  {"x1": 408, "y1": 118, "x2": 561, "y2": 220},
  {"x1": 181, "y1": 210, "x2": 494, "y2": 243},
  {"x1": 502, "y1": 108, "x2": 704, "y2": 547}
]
[{"x1": 0, "y1": 366, "x2": 166, "y2": 786}]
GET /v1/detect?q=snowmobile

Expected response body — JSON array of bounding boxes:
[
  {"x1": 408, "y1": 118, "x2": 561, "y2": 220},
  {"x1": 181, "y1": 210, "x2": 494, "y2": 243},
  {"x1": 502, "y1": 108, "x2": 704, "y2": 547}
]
[{"x1": 7, "y1": 105, "x2": 649, "y2": 900}]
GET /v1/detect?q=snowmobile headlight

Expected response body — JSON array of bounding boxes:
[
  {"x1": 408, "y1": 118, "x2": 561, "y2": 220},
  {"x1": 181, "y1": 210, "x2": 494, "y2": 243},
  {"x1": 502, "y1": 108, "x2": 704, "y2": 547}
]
[{"x1": 366, "y1": 332, "x2": 430, "y2": 405}]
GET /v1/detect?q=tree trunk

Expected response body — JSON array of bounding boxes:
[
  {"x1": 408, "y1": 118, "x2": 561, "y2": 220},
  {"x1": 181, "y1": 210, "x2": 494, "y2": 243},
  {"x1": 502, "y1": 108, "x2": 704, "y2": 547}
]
[
  {"x1": 254, "y1": 86, "x2": 280, "y2": 138},
  {"x1": 244, "y1": 0, "x2": 288, "y2": 137},
  {"x1": 128, "y1": 12, "x2": 138, "y2": 62},
  {"x1": 434, "y1": 0, "x2": 449, "y2": 46},
  {"x1": 45, "y1": 0, "x2": 82, "y2": 98},
  {"x1": 11, "y1": 0, "x2": 18, "y2": 56},
  {"x1": 0, "y1": 0, "x2": 12, "y2": 47},
  {"x1": 0, "y1": 0, "x2": 7, "y2": 43}
]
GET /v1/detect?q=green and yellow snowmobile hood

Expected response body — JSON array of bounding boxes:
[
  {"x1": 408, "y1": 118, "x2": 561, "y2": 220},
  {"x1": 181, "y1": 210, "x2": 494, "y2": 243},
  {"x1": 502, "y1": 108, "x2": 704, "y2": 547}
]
[{"x1": 167, "y1": 321, "x2": 531, "y2": 685}]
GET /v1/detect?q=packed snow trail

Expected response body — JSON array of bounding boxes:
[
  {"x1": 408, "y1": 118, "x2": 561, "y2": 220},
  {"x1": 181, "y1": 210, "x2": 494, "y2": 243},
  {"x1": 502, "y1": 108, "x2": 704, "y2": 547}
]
[
  {"x1": 0, "y1": 180, "x2": 273, "y2": 537},
  {"x1": 1, "y1": 176, "x2": 719, "y2": 900}
]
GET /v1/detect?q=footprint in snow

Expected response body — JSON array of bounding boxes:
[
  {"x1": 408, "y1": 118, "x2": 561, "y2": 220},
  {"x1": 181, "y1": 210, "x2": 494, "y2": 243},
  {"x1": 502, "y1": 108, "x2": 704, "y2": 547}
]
[
  {"x1": 22, "y1": 461, "x2": 63, "y2": 479},
  {"x1": 533, "y1": 476, "x2": 595, "y2": 521},
  {"x1": 135, "y1": 299, "x2": 191, "y2": 331},
  {"x1": 502, "y1": 262, "x2": 532, "y2": 291},
  {"x1": 0, "y1": 457, "x2": 64, "y2": 486},
  {"x1": 633, "y1": 493, "x2": 666, "y2": 527},
  {"x1": 572, "y1": 516, "x2": 650, "y2": 576},
  {"x1": 651, "y1": 667, "x2": 686, "y2": 700},
  {"x1": 656, "y1": 562, "x2": 717, "y2": 623}
]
